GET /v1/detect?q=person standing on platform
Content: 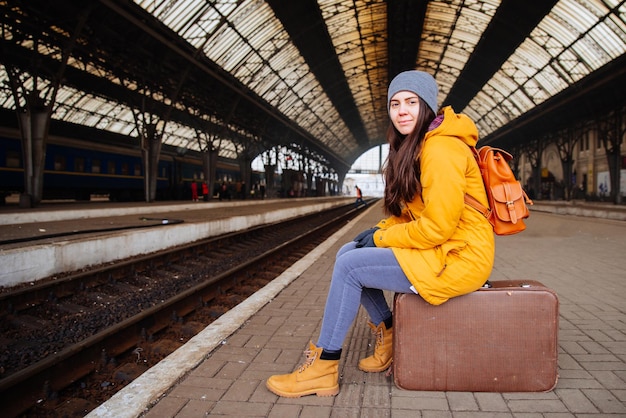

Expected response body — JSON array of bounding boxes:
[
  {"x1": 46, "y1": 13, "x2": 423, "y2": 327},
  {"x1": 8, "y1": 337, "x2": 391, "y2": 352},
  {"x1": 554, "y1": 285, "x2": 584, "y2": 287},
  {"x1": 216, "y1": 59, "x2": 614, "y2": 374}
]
[
  {"x1": 354, "y1": 185, "x2": 366, "y2": 208},
  {"x1": 219, "y1": 182, "x2": 229, "y2": 201},
  {"x1": 266, "y1": 70, "x2": 495, "y2": 398},
  {"x1": 202, "y1": 182, "x2": 209, "y2": 201},
  {"x1": 191, "y1": 181, "x2": 198, "y2": 202}
]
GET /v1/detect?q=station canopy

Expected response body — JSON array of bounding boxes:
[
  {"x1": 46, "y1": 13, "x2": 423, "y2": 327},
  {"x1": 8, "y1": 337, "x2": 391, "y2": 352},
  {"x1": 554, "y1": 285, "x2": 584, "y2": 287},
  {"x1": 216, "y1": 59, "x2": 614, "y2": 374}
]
[{"x1": 1, "y1": 0, "x2": 625, "y2": 171}]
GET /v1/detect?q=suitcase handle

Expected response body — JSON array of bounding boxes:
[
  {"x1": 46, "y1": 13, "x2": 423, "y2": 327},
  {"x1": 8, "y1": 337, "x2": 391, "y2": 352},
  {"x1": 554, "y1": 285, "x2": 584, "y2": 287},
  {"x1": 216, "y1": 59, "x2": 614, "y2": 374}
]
[{"x1": 482, "y1": 280, "x2": 534, "y2": 289}]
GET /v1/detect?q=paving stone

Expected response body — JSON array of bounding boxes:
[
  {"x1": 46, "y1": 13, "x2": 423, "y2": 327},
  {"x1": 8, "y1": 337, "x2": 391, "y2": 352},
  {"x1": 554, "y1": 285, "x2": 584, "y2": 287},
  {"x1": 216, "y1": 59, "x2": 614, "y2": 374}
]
[
  {"x1": 555, "y1": 388, "x2": 599, "y2": 413},
  {"x1": 446, "y1": 392, "x2": 478, "y2": 411},
  {"x1": 174, "y1": 399, "x2": 213, "y2": 417}
]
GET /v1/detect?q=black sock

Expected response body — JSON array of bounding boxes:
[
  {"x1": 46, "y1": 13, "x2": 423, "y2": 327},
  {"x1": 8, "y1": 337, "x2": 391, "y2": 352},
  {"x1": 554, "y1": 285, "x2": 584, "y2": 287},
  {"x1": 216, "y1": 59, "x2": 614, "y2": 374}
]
[
  {"x1": 383, "y1": 316, "x2": 393, "y2": 329},
  {"x1": 320, "y1": 348, "x2": 342, "y2": 360}
]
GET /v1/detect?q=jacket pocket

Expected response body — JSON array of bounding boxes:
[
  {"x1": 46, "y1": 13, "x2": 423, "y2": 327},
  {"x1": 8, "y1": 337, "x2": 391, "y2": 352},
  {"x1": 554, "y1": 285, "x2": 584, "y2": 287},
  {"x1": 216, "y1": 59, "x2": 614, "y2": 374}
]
[{"x1": 437, "y1": 240, "x2": 468, "y2": 276}]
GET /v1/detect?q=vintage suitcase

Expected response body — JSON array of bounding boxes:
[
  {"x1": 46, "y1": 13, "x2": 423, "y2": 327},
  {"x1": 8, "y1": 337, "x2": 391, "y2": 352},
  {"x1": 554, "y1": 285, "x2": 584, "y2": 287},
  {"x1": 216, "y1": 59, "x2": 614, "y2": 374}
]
[{"x1": 392, "y1": 280, "x2": 558, "y2": 392}]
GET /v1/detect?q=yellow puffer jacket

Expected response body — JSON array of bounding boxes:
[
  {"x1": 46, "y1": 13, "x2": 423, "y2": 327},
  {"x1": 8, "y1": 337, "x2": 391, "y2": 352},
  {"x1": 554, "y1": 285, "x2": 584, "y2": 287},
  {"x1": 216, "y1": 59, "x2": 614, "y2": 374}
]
[{"x1": 373, "y1": 106, "x2": 495, "y2": 305}]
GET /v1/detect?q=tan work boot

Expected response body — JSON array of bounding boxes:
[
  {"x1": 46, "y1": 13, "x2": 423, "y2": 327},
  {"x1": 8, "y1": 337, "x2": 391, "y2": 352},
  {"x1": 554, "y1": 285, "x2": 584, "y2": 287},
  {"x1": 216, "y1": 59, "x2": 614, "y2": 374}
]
[
  {"x1": 358, "y1": 321, "x2": 393, "y2": 372},
  {"x1": 266, "y1": 341, "x2": 340, "y2": 397}
]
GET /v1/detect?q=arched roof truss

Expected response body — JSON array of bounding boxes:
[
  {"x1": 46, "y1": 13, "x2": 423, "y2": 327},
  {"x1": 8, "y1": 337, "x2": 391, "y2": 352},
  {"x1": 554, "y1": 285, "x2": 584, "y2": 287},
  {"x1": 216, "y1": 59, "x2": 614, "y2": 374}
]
[{"x1": 0, "y1": 0, "x2": 625, "y2": 171}]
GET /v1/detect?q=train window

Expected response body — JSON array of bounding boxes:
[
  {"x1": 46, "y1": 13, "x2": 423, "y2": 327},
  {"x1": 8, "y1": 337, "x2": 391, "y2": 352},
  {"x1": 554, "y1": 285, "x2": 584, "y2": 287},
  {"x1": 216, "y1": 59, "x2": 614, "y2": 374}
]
[
  {"x1": 75, "y1": 157, "x2": 85, "y2": 172},
  {"x1": 54, "y1": 155, "x2": 66, "y2": 171},
  {"x1": 121, "y1": 162, "x2": 129, "y2": 175},
  {"x1": 6, "y1": 150, "x2": 21, "y2": 168},
  {"x1": 108, "y1": 161, "x2": 116, "y2": 174},
  {"x1": 92, "y1": 159, "x2": 101, "y2": 173},
  {"x1": 134, "y1": 163, "x2": 141, "y2": 176}
]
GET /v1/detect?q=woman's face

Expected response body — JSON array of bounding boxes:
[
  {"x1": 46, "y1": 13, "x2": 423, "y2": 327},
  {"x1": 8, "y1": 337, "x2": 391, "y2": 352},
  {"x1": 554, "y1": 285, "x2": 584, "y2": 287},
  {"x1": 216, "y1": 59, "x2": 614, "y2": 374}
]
[{"x1": 389, "y1": 91, "x2": 421, "y2": 135}]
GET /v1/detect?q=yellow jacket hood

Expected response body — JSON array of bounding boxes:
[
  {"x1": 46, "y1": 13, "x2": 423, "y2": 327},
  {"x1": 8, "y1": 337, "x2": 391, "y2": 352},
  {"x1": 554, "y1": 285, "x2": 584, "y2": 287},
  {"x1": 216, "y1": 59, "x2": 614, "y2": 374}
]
[{"x1": 427, "y1": 106, "x2": 479, "y2": 148}]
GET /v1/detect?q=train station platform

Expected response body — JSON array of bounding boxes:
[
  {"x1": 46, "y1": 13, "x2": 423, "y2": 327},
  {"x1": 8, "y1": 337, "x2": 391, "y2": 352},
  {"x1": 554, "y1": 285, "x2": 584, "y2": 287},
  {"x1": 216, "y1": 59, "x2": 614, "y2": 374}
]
[
  {"x1": 0, "y1": 197, "x2": 354, "y2": 288},
  {"x1": 84, "y1": 202, "x2": 626, "y2": 418}
]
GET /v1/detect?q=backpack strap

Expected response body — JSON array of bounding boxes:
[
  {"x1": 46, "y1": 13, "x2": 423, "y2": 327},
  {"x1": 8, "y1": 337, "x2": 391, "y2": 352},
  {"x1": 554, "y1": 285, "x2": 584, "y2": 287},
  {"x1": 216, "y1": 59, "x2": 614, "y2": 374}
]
[
  {"x1": 464, "y1": 193, "x2": 491, "y2": 219},
  {"x1": 464, "y1": 145, "x2": 490, "y2": 219}
]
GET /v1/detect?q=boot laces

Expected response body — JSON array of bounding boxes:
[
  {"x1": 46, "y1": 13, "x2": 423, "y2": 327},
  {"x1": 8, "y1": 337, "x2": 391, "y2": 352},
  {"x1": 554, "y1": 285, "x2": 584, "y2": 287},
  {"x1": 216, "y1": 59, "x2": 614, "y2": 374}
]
[
  {"x1": 298, "y1": 348, "x2": 318, "y2": 372},
  {"x1": 374, "y1": 327, "x2": 385, "y2": 349}
]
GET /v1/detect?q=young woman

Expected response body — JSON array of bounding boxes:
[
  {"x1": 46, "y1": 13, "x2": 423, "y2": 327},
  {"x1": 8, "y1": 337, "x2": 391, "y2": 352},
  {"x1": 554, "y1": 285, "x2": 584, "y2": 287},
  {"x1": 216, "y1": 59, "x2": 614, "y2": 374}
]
[{"x1": 266, "y1": 70, "x2": 495, "y2": 398}]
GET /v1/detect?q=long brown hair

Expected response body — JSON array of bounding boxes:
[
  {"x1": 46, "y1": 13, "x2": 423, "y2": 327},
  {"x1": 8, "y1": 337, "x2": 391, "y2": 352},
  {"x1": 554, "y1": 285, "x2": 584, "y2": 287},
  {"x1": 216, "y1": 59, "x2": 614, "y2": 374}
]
[{"x1": 382, "y1": 97, "x2": 436, "y2": 216}]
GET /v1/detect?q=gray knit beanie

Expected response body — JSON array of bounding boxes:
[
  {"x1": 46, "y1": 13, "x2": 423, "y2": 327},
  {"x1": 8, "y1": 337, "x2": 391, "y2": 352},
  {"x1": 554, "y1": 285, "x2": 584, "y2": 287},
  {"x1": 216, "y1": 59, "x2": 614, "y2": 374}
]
[{"x1": 387, "y1": 70, "x2": 438, "y2": 114}]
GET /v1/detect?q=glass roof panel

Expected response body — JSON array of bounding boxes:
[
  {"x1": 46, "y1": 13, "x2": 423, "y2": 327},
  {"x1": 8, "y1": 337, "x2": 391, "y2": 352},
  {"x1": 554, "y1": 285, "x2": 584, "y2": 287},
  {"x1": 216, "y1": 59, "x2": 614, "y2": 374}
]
[
  {"x1": 468, "y1": 0, "x2": 626, "y2": 136},
  {"x1": 599, "y1": 16, "x2": 626, "y2": 55},
  {"x1": 0, "y1": 69, "x2": 16, "y2": 109},
  {"x1": 158, "y1": 0, "x2": 207, "y2": 33},
  {"x1": 515, "y1": 41, "x2": 552, "y2": 80},
  {"x1": 419, "y1": 0, "x2": 500, "y2": 103},
  {"x1": 136, "y1": 0, "x2": 232, "y2": 49},
  {"x1": 51, "y1": 88, "x2": 137, "y2": 137},
  {"x1": 281, "y1": 73, "x2": 320, "y2": 115}
]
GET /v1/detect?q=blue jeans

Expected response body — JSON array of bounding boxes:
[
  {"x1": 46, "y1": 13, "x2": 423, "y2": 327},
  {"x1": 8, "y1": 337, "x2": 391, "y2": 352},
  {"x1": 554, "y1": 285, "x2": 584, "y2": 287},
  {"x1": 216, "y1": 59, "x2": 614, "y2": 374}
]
[{"x1": 316, "y1": 241, "x2": 414, "y2": 351}]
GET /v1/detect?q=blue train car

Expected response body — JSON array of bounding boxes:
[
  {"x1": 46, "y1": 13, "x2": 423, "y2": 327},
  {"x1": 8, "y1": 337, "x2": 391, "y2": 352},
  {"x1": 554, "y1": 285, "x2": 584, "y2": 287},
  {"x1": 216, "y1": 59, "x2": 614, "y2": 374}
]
[
  {"x1": 0, "y1": 137, "x2": 23, "y2": 196},
  {"x1": 0, "y1": 136, "x2": 170, "y2": 201},
  {"x1": 0, "y1": 134, "x2": 262, "y2": 202}
]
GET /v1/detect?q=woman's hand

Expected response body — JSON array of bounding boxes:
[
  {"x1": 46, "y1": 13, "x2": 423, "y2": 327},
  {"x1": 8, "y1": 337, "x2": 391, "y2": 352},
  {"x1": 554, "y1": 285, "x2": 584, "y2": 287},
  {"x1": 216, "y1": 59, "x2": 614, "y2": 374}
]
[{"x1": 353, "y1": 227, "x2": 379, "y2": 248}]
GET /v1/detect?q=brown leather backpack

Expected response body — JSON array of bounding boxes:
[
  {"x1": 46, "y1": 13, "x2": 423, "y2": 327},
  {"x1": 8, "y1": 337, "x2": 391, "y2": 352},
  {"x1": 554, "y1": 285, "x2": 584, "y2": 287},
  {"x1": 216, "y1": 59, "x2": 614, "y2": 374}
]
[{"x1": 465, "y1": 146, "x2": 533, "y2": 235}]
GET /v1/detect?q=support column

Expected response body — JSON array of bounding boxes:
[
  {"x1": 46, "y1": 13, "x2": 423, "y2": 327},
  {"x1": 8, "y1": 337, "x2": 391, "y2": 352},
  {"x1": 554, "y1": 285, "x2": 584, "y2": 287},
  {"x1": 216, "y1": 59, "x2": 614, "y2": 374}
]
[
  {"x1": 18, "y1": 109, "x2": 48, "y2": 207},
  {"x1": 264, "y1": 164, "x2": 276, "y2": 198},
  {"x1": 202, "y1": 150, "x2": 218, "y2": 200},
  {"x1": 239, "y1": 156, "x2": 252, "y2": 199},
  {"x1": 142, "y1": 124, "x2": 162, "y2": 202}
]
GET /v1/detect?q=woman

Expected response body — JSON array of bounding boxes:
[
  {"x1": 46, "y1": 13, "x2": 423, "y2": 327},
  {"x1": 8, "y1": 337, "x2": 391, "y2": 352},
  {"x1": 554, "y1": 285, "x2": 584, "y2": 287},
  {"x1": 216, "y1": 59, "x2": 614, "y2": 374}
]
[{"x1": 266, "y1": 70, "x2": 495, "y2": 398}]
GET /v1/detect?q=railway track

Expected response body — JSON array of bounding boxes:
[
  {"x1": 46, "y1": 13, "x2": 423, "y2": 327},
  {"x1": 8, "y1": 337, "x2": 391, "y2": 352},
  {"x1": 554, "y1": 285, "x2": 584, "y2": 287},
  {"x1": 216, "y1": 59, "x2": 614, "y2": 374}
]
[{"x1": 0, "y1": 202, "x2": 370, "y2": 417}]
